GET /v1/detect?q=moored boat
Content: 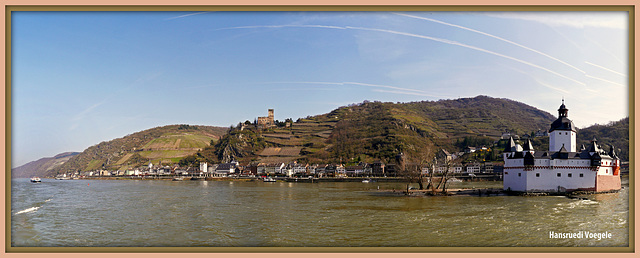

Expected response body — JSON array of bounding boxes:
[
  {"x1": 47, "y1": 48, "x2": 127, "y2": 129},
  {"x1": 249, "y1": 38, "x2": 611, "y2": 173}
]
[
  {"x1": 263, "y1": 177, "x2": 276, "y2": 182},
  {"x1": 447, "y1": 177, "x2": 463, "y2": 183},
  {"x1": 30, "y1": 177, "x2": 41, "y2": 183}
]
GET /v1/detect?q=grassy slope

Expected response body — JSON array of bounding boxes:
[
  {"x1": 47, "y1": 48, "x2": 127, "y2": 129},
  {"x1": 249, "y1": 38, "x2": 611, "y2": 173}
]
[{"x1": 54, "y1": 125, "x2": 226, "y2": 175}]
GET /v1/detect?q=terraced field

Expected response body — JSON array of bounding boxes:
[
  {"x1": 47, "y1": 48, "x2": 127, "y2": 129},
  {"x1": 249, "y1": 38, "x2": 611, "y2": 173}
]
[
  {"x1": 143, "y1": 133, "x2": 216, "y2": 150},
  {"x1": 255, "y1": 119, "x2": 337, "y2": 163}
]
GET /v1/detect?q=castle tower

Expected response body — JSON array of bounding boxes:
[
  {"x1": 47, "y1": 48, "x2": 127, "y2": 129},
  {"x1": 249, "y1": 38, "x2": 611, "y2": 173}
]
[
  {"x1": 268, "y1": 109, "x2": 274, "y2": 124},
  {"x1": 548, "y1": 99, "x2": 576, "y2": 152}
]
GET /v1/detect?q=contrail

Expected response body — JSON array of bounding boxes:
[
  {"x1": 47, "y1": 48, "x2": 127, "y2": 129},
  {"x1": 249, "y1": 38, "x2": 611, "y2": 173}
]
[
  {"x1": 344, "y1": 81, "x2": 429, "y2": 94},
  {"x1": 372, "y1": 89, "x2": 446, "y2": 98},
  {"x1": 585, "y1": 74, "x2": 625, "y2": 87},
  {"x1": 215, "y1": 24, "x2": 587, "y2": 86},
  {"x1": 345, "y1": 26, "x2": 586, "y2": 86},
  {"x1": 165, "y1": 12, "x2": 210, "y2": 20},
  {"x1": 262, "y1": 81, "x2": 445, "y2": 98},
  {"x1": 214, "y1": 24, "x2": 347, "y2": 31},
  {"x1": 394, "y1": 12, "x2": 587, "y2": 74},
  {"x1": 585, "y1": 61, "x2": 627, "y2": 77}
]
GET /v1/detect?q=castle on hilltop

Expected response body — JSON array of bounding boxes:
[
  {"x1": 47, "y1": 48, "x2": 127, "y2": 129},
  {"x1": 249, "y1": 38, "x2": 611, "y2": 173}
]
[
  {"x1": 257, "y1": 109, "x2": 275, "y2": 128},
  {"x1": 502, "y1": 100, "x2": 621, "y2": 193}
]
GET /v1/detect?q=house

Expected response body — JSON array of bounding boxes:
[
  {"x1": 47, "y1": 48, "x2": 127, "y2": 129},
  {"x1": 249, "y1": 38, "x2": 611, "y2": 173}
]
[
  {"x1": 200, "y1": 162, "x2": 208, "y2": 173},
  {"x1": 215, "y1": 163, "x2": 236, "y2": 176},
  {"x1": 265, "y1": 163, "x2": 285, "y2": 175},
  {"x1": 436, "y1": 149, "x2": 454, "y2": 162},
  {"x1": 325, "y1": 164, "x2": 337, "y2": 177},
  {"x1": 335, "y1": 164, "x2": 346, "y2": 177},
  {"x1": 535, "y1": 130, "x2": 549, "y2": 137},
  {"x1": 315, "y1": 164, "x2": 327, "y2": 177},
  {"x1": 293, "y1": 164, "x2": 308, "y2": 175},
  {"x1": 371, "y1": 161, "x2": 385, "y2": 176},
  {"x1": 503, "y1": 100, "x2": 621, "y2": 193},
  {"x1": 466, "y1": 163, "x2": 481, "y2": 175},
  {"x1": 256, "y1": 163, "x2": 267, "y2": 175},
  {"x1": 345, "y1": 165, "x2": 365, "y2": 177},
  {"x1": 307, "y1": 164, "x2": 318, "y2": 175},
  {"x1": 207, "y1": 164, "x2": 219, "y2": 175},
  {"x1": 385, "y1": 164, "x2": 398, "y2": 177}
]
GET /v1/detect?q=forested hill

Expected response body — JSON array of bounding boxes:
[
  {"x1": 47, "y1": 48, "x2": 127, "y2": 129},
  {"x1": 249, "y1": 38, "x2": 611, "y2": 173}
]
[
  {"x1": 395, "y1": 95, "x2": 556, "y2": 138},
  {"x1": 577, "y1": 117, "x2": 629, "y2": 161},
  {"x1": 199, "y1": 96, "x2": 559, "y2": 166},
  {"x1": 44, "y1": 125, "x2": 227, "y2": 177}
]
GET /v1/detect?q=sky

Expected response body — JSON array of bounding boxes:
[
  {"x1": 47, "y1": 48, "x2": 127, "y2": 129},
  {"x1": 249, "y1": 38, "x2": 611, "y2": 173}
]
[{"x1": 11, "y1": 11, "x2": 629, "y2": 167}]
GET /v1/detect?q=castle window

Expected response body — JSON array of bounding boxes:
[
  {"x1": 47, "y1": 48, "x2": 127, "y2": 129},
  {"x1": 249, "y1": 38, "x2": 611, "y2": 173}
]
[
  {"x1": 518, "y1": 173, "x2": 521, "y2": 177},
  {"x1": 580, "y1": 173, "x2": 584, "y2": 177},
  {"x1": 557, "y1": 173, "x2": 561, "y2": 177},
  {"x1": 536, "y1": 173, "x2": 540, "y2": 177},
  {"x1": 568, "y1": 173, "x2": 572, "y2": 178}
]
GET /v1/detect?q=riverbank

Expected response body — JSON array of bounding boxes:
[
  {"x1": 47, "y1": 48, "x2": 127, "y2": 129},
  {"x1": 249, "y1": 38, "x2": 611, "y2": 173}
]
[
  {"x1": 38, "y1": 175, "x2": 502, "y2": 182},
  {"x1": 377, "y1": 187, "x2": 624, "y2": 197},
  {"x1": 379, "y1": 188, "x2": 506, "y2": 197}
]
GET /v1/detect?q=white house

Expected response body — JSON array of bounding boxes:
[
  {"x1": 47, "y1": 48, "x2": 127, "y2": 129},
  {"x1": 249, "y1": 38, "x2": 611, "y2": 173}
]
[
  {"x1": 293, "y1": 164, "x2": 308, "y2": 174},
  {"x1": 215, "y1": 163, "x2": 236, "y2": 176},
  {"x1": 503, "y1": 100, "x2": 621, "y2": 193},
  {"x1": 335, "y1": 165, "x2": 346, "y2": 177},
  {"x1": 200, "y1": 162, "x2": 208, "y2": 174}
]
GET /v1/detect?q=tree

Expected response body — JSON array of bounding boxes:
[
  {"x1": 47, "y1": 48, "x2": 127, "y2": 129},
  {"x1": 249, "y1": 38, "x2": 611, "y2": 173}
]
[
  {"x1": 434, "y1": 157, "x2": 459, "y2": 194},
  {"x1": 398, "y1": 152, "x2": 433, "y2": 191}
]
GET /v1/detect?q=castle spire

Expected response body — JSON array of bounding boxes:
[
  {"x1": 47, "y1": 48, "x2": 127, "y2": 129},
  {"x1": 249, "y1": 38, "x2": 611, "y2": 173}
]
[{"x1": 558, "y1": 99, "x2": 568, "y2": 117}]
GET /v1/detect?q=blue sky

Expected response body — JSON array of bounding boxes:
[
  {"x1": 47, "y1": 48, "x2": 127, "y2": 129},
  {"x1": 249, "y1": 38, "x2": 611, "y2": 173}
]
[{"x1": 11, "y1": 11, "x2": 629, "y2": 167}]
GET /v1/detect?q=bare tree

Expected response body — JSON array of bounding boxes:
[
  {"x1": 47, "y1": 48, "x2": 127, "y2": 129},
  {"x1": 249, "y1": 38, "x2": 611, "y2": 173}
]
[
  {"x1": 434, "y1": 157, "x2": 459, "y2": 194},
  {"x1": 398, "y1": 152, "x2": 434, "y2": 191}
]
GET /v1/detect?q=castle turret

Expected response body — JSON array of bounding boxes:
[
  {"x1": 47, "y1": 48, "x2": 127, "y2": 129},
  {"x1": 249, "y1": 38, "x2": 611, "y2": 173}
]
[{"x1": 549, "y1": 99, "x2": 577, "y2": 152}]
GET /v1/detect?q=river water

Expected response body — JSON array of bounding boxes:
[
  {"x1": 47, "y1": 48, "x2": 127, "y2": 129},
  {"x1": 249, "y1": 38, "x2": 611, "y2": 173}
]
[{"x1": 10, "y1": 177, "x2": 629, "y2": 247}]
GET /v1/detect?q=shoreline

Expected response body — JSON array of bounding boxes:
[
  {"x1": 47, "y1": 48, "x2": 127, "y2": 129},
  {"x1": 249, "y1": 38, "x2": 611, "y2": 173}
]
[{"x1": 377, "y1": 187, "x2": 623, "y2": 197}]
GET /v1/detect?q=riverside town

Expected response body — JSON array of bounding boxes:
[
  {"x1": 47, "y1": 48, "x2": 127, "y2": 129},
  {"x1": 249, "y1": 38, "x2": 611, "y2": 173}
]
[{"x1": 49, "y1": 100, "x2": 626, "y2": 195}]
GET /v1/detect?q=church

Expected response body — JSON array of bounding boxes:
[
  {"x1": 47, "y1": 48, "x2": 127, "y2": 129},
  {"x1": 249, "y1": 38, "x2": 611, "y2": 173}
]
[{"x1": 502, "y1": 100, "x2": 621, "y2": 193}]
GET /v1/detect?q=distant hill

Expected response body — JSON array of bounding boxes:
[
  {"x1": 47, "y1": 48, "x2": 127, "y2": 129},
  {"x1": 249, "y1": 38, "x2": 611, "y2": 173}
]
[
  {"x1": 25, "y1": 96, "x2": 626, "y2": 177},
  {"x1": 50, "y1": 124, "x2": 227, "y2": 176},
  {"x1": 198, "y1": 96, "x2": 560, "y2": 165},
  {"x1": 576, "y1": 117, "x2": 629, "y2": 161},
  {"x1": 11, "y1": 152, "x2": 80, "y2": 178}
]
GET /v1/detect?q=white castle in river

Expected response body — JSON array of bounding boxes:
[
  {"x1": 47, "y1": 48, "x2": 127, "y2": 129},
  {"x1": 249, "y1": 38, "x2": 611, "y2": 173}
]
[{"x1": 503, "y1": 100, "x2": 621, "y2": 193}]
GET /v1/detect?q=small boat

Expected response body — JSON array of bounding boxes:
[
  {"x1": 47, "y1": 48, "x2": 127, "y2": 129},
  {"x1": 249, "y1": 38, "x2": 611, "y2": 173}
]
[
  {"x1": 263, "y1": 177, "x2": 277, "y2": 182},
  {"x1": 30, "y1": 177, "x2": 41, "y2": 183},
  {"x1": 172, "y1": 177, "x2": 184, "y2": 181},
  {"x1": 447, "y1": 177, "x2": 463, "y2": 182},
  {"x1": 362, "y1": 179, "x2": 371, "y2": 183}
]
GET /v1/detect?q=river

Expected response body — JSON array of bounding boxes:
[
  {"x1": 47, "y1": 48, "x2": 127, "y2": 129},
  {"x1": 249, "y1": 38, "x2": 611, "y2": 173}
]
[{"x1": 10, "y1": 177, "x2": 629, "y2": 247}]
